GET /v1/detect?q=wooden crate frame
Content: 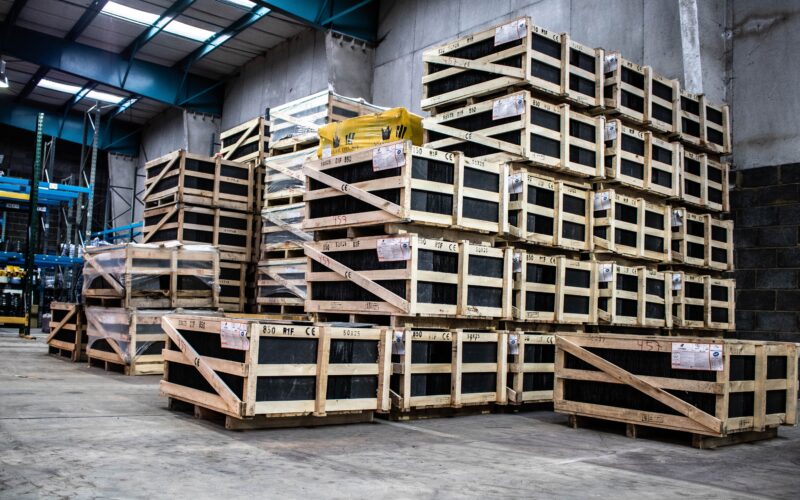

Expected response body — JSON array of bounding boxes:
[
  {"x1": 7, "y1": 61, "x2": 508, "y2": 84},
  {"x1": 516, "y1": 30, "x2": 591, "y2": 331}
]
[
  {"x1": 592, "y1": 189, "x2": 671, "y2": 262},
  {"x1": 256, "y1": 257, "x2": 306, "y2": 311},
  {"x1": 507, "y1": 331, "x2": 555, "y2": 404},
  {"x1": 260, "y1": 203, "x2": 310, "y2": 260},
  {"x1": 671, "y1": 272, "x2": 736, "y2": 330},
  {"x1": 160, "y1": 315, "x2": 392, "y2": 422},
  {"x1": 219, "y1": 261, "x2": 248, "y2": 313},
  {"x1": 554, "y1": 333, "x2": 796, "y2": 440},
  {"x1": 603, "y1": 120, "x2": 679, "y2": 198},
  {"x1": 424, "y1": 91, "x2": 605, "y2": 178},
  {"x1": 85, "y1": 307, "x2": 179, "y2": 375},
  {"x1": 670, "y1": 208, "x2": 734, "y2": 271},
  {"x1": 680, "y1": 149, "x2": 730, "y2": 212},
  {"x1": 677, "y1": 90, "x2": 731, "y2": 154},
  {"x1": 304, "y1": 141, "x2": 507, "y2": 234},
  {"x1": 269, "y1": 91, "x2": 384, "y2": 152},
  {"x1": 647, "y1": 70, "x2": 681, "y2": 135},
  {"x1": 82, "y1": 243, "x2": 219, "y2": 309},
  {"x1": 305, "y1": 235, "x2": 513, "y2": 319},
  {"x1": 220, "y1": 117, "x2": 269, "y2": 164},
  {"x1": 144, "y1": 150, "x2": 253, "y2": 212},
  {"x1": 596, "y1": 263, "x2": 672, "y2": 328},
  {"x1": 390, "y1": 329, "x2": 508, "y2": 412},
  {"x1": 46, "y1": 302, "x2": 86, "y2": 362},
  {"x1": 421, "y1": 17, "x2": 604, "y2": 111},
  {"x1": 263, "y1": 148, "x2": 314, "y2": 207},
  {"x1": 505, "y1": 169, "x2": 593, "y2": 251},
  {"x1": 513, "y1": 252, "x2": 597, "y2": 324},
  {"x1": 143, "y1": 203, "x2": 253, "y2": 263}
]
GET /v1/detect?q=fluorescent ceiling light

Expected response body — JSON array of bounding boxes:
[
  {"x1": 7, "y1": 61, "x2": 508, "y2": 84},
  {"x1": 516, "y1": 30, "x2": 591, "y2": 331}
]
[
  {"x1": 220, "y1": 0, "x2": 257, "y2": 9},
  {"x1": 0, "y1": 58, "x2": 8, "y2": 89},
  {"x1": 37, "y1": 79, "x2": 125, "y2": 104},
  {"x1": 102, "y1": 1, "x2": 215, "y2": 42}
]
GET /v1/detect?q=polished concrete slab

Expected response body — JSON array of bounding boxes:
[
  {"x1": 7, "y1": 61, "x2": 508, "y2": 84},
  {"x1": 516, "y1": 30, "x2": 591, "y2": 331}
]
[{"x1": 1, "y1": 330, "x2": 798, "y2": 499}]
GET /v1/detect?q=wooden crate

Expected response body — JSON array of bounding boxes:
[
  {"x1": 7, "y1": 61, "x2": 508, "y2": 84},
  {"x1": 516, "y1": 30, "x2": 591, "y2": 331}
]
[
  {"x1": 670, "y1": 208, "x2": 734, "y2": 271},
  {"x1": 592, "y1": 189, "x2": 671, "y2": 262},
  {"x1": 220, "y1": 117, "x2": 269, "y2": 164},
  {"x1": 82, "y1": 243, "x2": 219, "y2": 309},
  {"x1": 390, "y1": 329, "x2": 508, "y2": 413},
  {"x1": 554, "y1": 333, "x2": 797, "y2": 446},
  {"x1": 143, "y1": 203, "x2": 253, "y2": 263},
  {"x1": 507, "y1": 331, "x2": 555, "y2": 404},
  {"x1": 596, "y1": 263, "x2": 672, "y2": 328},
  {"x1": 305, "y1": 235, "x2": 513, "y2": 319},
  {"x1": 263, "y1": 148, "x2": 314, "y2": 207},
  {"x1": 512, "y1": 252, "x2": 597, "y2": 324},
  {"x1": 671, "y1": 272, "x2": 735, "y2": 330},
  {"x1": 421, "y1": 17, "x2": 604, "y2": 111},
  {"x1": 256, "y1": 257, "x2": 306, "y2": 313},
  {"x1": 46, "y1": 302, "x2": 86, "y2": 362},
  {"x1": 144, "y1": 150, "x2": 253, "y2": 212},
  {"x1": 160, "y1": 315, "x2": 391, "y2": 427},
  {"x1": 260, "y1": 203, "x2": 310, "y2": 260},
  {"x1": 680, "y1": 149, "x2": 730, "y2": 212},
  {"x1": 304, "y1": 141, "x2": 506, "y2": 234},
  {"x1": 424, "y1": 91, "x2": 605, "y2": 178},
  {"x1": 505, "y1": 170, "x2": 593, "y2": 251},
  {"x1": 219, "y1": 261, "x2": 248, "y2": 313},
  {"x1": 676, "y1": 90, "x2": 731, "y2": 154},
  {"x1": 85, "y1": 307, "x2": 189, "y2": 376},
  {"x1": 603, "y1": 120, "x2": 679, "y2": 198},
  {"x1": 647, "y1": 70, "x2": 681, "y2": 135},
  {"x1": 269, "y1": 90, "x2": 384, "y2": 152}
]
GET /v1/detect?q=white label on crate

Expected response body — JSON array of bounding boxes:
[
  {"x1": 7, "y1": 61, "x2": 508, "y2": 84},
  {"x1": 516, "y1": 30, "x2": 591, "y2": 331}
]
[
  {"x1": 507, "y1": 173, "x2": 524, "y2": 194},
  {"x1": 508, "y1": 333, "x2": 519, "y2": 355},
  {"x1": 604, "y1": 53, "x2": 618, "y2": 73},
  {"x1": 672, "y1": 273, "x2": 682, "y2": 291},
  {"x1": 593, "y1": 191, "x2": 612, "y2": 211},
  {"x1": 604, "y1": 121, "x2": 618, "y2": 142},
  {"x1": 392, "y1": 330, "x2": 405, "y2": 355},
  {"x1": 512, "y1": 252, "x2": 523, "y2": 273},
  {"x1": 599, "y1": 263, "x2": 614, "y2": 282},
  {"x1": 492, "y1": 95, "x2": 525, "y2": 120},
  {"x1": 671, "y1": 208, "x2": 684, "y2": 228},
  {"x1": 220, "y1": 321, "x2": 249, "y2": 351},
  {"x1": 372, "y1": 143, "x2": 405, "y2": 171},
  {"x1": 321, "y1": 146, "x2": 332, "y2": 158},
  {"x1": 671, "y1": 343, "x2": 723, "y2": 371},
  {"x1": 377, "y1": 237, "x2": 411, "y2": 262},
  {"x1": 494, "y1": 18, "x2": 527, "y2": 46}
]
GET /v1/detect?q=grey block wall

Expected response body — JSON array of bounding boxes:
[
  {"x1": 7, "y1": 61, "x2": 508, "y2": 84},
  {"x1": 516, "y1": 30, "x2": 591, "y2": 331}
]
[{"x1": 730, "y1": 164, "x2": 800, "y2": 342}]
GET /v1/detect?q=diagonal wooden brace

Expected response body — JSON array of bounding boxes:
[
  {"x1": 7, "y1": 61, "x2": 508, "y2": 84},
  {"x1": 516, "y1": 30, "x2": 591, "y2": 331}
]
[
  {"x1": 303, "y1": 164, "x2": 407, "y2": 219},
  {"x1": 424, "y1": 55, "x2": 525, "y2": 79}
]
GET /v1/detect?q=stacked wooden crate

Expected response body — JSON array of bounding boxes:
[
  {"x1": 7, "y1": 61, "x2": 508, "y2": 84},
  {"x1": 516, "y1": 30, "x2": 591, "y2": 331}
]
[
  {"x1": 253, "y1": 91, "x2": 384, "y2": 315},
  {"x1": 81, "y1": 242, "x2": 220, "y2": 375},
  {"x1": 46, "y1": 302, "x2": 87, "y2": 362},
  {"x1": 142, "y1": 150, "x2": 254, "y2": 312}
]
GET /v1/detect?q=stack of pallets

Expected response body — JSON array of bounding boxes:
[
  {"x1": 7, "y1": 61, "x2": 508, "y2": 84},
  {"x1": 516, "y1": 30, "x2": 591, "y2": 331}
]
[
  {"x1": 142, "y1": 150, "x2": 254, "y2": 312},
  {"x1": 81, "y1": 242, "x2": 221, "y2": 375}
]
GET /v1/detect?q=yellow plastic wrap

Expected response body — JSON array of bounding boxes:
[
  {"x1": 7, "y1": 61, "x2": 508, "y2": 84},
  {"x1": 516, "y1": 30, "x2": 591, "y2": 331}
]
[{"x1": 317, "y1": 107, "x2": 423, "y2": 158}]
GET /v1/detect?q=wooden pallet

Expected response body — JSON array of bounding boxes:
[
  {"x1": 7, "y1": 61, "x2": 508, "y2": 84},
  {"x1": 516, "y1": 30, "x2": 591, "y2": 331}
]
[
  {"x1": 506, "y1": 169, "x2": 593, "y2": 251},
  {"x1": 421, "y1": 17, "x2": 604, "y2": 111},
  {"x1": 82, "y1": 243, "x2": 219, "y2": 309},
  {"x1": 268, "y1": 90, "x2": 384, "y2": 152},
  {"x1": 263, "y1": 147, "x2": 314, "y2": 207},
  {"x1": 144, "y1": 150, "x2": 253, "y2": 212},
  {"x1": 554, "y1": 333, "x2": 797, "y2": 446},
  {"x1": 304, "y1": 141, "x2": 507, "y2": 234},
  {"x1": 220, "y1": 117, "x2": 269, "y2": 164},
  {"x1": 670, "y1": 208, "x2": 734, "y2": 271},
  {"x1": 592, "y1": 188, "x2": 671, "y2": 263},
  {"x1": 256, "y1": 257, "x2": 306, "y2": 311},
  {"x1": 160, "y1": 315, "x2": 391, "y2": 425},
  {"x1": 219, "y1": 261, "x2": 249, "y2": 313},
  {"x1": 305, "y1": 235, "x2": 513, "y2": 319},
  {"x1": 670, "y1": 272, "x2": 735, "y2": 330},
  {"x1": 424, "y1": 91, "x2": 605, "y2": 178},
  {"x1": 46, "y1": 302, "x2": 86, "y2": 362},
  {"x1": 603, "y1": 120, "x2": 679, "y2": 198},
  {"x1": 143, "y1": 202, "x2": 253, "y2": 263},
  {"x1": 596, "y1": 263, "x2": 672, "y2": 328},
  {"x1": 390, "y1": 329, "x2": 508, "y2": 415},
  {"x1": 679, "y1": 149, "x2": 730, "y2": 212},
  {"x1": 676, "y1": 90, "x2": 731, "y2": 154},
  {"x1": 506, "y1": 331, "x2": 555, "y2": 404},
  {"x1": 512, "y1": 251, "x2": 597, "y2": 324}
]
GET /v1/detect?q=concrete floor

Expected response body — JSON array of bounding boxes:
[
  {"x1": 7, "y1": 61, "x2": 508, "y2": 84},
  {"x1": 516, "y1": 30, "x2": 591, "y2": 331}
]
[{"x1": 1, "y1": 330, "x2": 799, "y2": 499}]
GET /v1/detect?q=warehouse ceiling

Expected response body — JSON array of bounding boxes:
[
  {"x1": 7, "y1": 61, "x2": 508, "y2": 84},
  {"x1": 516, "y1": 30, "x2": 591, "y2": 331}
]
[{"x1": 0, "y1": 0, "x2": 379, "y2": 154}]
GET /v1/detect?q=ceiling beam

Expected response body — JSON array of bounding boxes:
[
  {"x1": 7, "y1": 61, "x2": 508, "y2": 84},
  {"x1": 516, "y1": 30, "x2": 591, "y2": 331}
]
[
  {"x1": 65, "y1": 0, "x2": 110, "y2": 41},
  {"x1": 0, "y1": 25, "x2": 224, "y2": 114},
  {"x1": 121, "y1": 0, "x2": 196, "y2": 59},
  {"x1": 257, "y1": 0, "x2": 378, "y2": 41},
  {"x1": 2, "y1": 0, "x2": 29, "y2": 27}
]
